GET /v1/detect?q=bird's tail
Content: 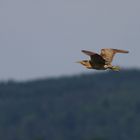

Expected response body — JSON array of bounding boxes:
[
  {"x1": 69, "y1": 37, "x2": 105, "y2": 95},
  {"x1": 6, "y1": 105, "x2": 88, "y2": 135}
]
[{"x1": 113, "y1": 49, "x2": 129, "y2": 54}]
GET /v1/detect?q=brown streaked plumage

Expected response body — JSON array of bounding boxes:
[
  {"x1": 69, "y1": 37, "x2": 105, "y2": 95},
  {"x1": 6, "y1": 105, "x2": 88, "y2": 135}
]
[{"x1": 77, "y1": 48, "x2": 129, "y2": 71}]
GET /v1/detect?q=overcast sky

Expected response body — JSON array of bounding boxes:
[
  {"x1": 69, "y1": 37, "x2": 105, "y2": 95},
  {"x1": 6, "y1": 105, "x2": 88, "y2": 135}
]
[{"x1": 0, "y1": 0, "x2": 139, "y2": 80}]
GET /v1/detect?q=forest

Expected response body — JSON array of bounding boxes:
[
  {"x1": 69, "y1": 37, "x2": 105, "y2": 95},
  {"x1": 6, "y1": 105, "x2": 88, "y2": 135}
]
[{"x1": 0, "y1": 69, "x2": 140, "y2": 140}]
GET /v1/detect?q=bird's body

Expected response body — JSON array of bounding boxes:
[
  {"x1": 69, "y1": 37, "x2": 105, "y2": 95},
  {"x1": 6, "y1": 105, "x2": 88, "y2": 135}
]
[{"x1": 77, "y1": 48, "x2": 129, "y2": 71}]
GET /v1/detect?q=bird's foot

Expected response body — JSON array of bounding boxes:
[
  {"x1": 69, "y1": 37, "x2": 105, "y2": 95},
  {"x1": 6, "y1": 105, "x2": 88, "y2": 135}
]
[{"x1": 111, "y1": 66, "x2": 120, "y2": 71}]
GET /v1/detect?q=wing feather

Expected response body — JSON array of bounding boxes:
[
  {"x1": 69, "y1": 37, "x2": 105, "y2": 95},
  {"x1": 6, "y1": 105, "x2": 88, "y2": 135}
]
[
  {"x1": 100, "y1": 48, "x2": 129, "y2": 64},
  {"x1": 82, "y1": 50, "x2": 105, "y2": 64}
]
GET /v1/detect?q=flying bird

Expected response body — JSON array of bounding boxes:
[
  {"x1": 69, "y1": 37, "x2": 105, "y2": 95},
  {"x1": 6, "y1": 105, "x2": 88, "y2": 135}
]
[{"x1": 77, "y1": 48, "x2": 129, "y2": 71}]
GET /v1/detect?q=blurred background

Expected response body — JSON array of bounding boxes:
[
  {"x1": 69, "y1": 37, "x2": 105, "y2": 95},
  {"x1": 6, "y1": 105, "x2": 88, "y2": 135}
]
[
  {"x1": 0, "y1": 0, "x2": 140, "y2": 140},
  {"x1": 0, "y1": 0, "x2": 139, "y2": 80}
]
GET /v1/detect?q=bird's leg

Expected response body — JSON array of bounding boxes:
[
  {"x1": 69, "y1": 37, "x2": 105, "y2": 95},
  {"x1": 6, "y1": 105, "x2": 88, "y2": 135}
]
[
  {"x1": 108, "y1": 65, "x2": 120, "y2": 71},
  {"x1": 104, "y1": 65, "x2": 120, "y2": 71},
  {"x1": 111, "y1": 66, "x2": 120, "y2": 71}
]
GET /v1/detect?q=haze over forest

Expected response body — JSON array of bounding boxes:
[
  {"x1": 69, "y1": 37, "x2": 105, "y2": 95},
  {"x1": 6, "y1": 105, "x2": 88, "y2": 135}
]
[{"x1": 0, "y1": 69, "x2": 140, "y2": 140}]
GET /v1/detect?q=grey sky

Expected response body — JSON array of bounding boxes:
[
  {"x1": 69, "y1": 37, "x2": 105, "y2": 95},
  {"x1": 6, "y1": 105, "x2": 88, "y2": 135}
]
[{"x1": 0, "y1": 0, "x2": 139, "y2": 80}]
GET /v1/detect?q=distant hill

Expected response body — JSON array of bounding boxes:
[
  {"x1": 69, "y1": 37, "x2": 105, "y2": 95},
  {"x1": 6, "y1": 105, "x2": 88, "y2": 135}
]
[{"x1": 0, "y1": 69, "x2": 140, "y2": 140}]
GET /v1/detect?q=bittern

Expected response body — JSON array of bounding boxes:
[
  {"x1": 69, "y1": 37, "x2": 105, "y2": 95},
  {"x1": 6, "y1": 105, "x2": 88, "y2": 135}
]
[{"x1": 77, "y1": 48, "x2": 129, "y2": 71}]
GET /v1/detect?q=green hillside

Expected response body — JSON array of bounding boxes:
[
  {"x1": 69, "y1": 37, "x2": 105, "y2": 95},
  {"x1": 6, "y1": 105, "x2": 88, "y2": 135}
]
[{"x1": 0, "y1": 69, "x2": 140, "y2": 140}]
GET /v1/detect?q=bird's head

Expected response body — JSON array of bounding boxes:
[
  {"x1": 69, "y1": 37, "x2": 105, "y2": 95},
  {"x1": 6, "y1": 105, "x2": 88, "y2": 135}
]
[{"x1": 76, "y1": 60, "x2": 92, "y2": 69}]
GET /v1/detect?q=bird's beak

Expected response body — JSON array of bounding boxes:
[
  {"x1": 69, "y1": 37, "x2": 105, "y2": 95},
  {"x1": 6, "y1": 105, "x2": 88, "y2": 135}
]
[
  {"x1": 76, "y1": 61, "x2": 82, "y2": 63},
  {"x1": 76, "y1": 61, "x2": 87, "y2": 66}
]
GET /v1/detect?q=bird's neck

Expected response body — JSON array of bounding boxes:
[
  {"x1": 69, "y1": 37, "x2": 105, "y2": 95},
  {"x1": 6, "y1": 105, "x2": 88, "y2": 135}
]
[{"x1": 85, "y1": 61, "x2": 92, "y2": 69}]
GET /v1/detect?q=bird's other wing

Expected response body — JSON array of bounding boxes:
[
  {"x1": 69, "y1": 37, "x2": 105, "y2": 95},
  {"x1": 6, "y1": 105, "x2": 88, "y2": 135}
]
[
  {"x1": 82, "y1": 50, "x2": 105, "y2": 64},
  {"x1": 112, "y1": 49, "x2": 129, "y2": 54},
  {"x1": 100, "y1": 48, "x2": 129, "y2": 64},
  {"x1": 81, "y1": 50, "x2": 97, "y2": 56}
]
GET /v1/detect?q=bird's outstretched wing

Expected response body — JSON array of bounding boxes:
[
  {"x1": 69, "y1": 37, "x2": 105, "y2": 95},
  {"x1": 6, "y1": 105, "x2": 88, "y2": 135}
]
[
  {"x1": 100, "y1": 48, "x2": 129, "y2": 64},
  {"x1": 82, "y1": 50, "x2": 105, "y2": 64}
]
